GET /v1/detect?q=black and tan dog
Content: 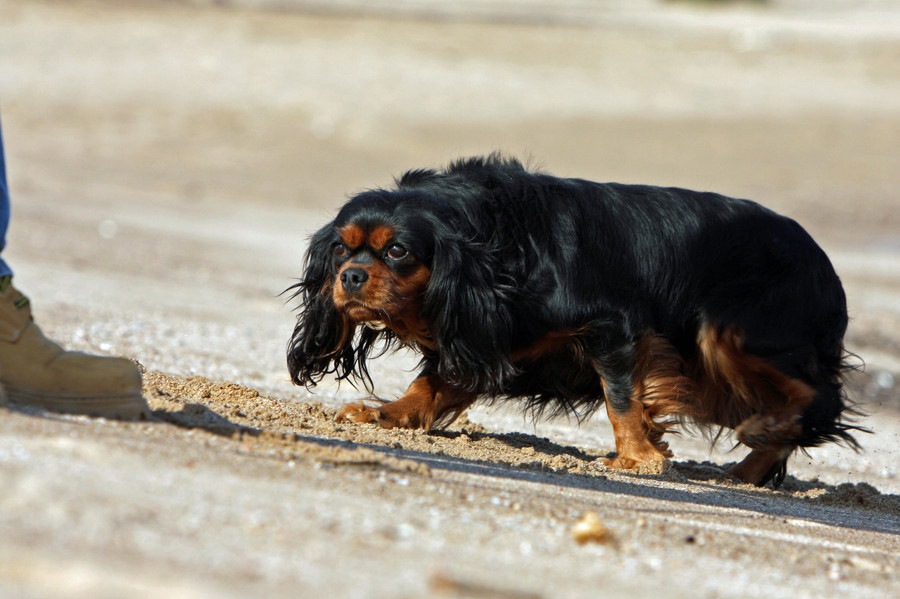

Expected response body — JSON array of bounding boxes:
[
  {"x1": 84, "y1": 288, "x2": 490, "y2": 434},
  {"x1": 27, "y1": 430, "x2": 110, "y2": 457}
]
[{"x1": 287, "y1": 155, "x2": 861, "y2": 487}]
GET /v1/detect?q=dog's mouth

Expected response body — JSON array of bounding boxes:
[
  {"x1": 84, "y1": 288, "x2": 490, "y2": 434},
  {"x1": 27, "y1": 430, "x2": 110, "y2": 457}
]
[{"x1": 342, "y1": 301, "x2": 388, "y2": 329}]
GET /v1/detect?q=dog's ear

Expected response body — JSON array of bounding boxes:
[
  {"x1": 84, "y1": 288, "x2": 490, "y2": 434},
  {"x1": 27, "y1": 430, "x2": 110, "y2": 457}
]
[
  {"x1": 287, "y1": 224, "x2": 361, "y2": 389},
  {"x1": 423, "y1": 234, "x2": 518, "y2": 394}
]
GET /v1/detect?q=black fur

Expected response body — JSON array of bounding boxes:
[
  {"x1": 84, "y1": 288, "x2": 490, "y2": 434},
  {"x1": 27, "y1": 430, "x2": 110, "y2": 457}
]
[{"x1": 288, "y1": 154, "x2": 862, "y2": 473}]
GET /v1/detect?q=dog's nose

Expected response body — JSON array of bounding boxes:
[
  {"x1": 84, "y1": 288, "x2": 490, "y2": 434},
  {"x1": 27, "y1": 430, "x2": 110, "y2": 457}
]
[{"x1": 340, "y1": 268, "x2": 369, "y2": 293}]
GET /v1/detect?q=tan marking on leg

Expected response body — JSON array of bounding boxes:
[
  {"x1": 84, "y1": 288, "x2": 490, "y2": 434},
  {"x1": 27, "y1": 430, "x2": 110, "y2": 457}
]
[
  {"x1": 694, "y1": 323, "x2": 817, "y2": 485},
  {"x1": 694, "y1": 323, "x2": 815, "y2": 430},
  {"x1": 602, "y1": 334, "x2": 694, "y2": 470},
  {"x1": 336, "y1": 374, "x2": 475, "y2": 430},
  {"x1": 602, "y1": 397, "x2": 672, "y2": 469},
  {"x1": 632, "y1": 334, "x2": 696, "y2": 445}
]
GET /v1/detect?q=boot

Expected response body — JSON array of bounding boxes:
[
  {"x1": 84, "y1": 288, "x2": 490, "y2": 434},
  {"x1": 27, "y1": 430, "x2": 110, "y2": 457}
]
[{"x1": 0, "y1": 277, "x2": 147, "y2": 419}]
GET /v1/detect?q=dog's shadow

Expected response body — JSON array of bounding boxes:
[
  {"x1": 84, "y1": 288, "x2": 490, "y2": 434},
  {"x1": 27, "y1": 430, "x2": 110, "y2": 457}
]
[
  {"x1": 431, "y1": 427, "x2": 599, "y2": 461},
  {"x1": 143, "y1": 385, "x2": 899, "y2": 537}
]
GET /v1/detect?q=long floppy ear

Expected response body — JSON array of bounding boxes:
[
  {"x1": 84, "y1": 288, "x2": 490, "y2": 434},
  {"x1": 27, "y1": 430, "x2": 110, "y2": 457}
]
[
  {"x1": 423, "y1": 234, "x2": 518, "y2": 394},
  {"x1": 287, "y1": 224, "x2": 365, "y2": 389}
]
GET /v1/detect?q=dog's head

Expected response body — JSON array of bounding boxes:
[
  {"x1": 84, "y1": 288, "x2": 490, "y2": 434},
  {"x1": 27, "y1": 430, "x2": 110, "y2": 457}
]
[
  {"x1": 287, "y1": 166, "x2": 518, "y2": 393},
  {"x1": 328, "y1": 192, "x2": 436, "y2": 338}
]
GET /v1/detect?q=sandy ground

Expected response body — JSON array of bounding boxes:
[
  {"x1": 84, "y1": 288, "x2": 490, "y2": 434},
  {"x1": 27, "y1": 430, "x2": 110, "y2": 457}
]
[{"x1": 1, "y1": 1, "x2": 899, "y2": 597}]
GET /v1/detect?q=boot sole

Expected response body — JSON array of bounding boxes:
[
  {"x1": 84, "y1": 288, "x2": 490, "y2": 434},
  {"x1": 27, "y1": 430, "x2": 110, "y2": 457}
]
[{"x1": 1, "y1": 386, "x2": 149, "y2": 421}]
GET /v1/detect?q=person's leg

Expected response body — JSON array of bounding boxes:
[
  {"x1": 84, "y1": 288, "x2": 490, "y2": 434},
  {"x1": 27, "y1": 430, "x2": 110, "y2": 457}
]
[
  {"x1": 0, "y1": 117, "x2": 12, "y2": 277},
  {"x1": 0, "y1": 117, "x2": 147, "y2": 419}
]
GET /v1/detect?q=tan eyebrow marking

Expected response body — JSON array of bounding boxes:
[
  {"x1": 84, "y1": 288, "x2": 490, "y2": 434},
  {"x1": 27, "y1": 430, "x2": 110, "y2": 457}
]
[
  {"x1": 368, "y1": 225, "x2": 396, "y2": 252},
  {"x1": 338, "y1": 224, "x2": 366, "y2": 248}
]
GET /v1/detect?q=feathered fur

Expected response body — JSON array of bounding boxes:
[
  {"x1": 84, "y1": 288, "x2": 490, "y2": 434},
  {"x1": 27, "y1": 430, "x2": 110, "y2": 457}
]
[{"x1": 287, "y1": 154, "x2": 863, "y2": 487}]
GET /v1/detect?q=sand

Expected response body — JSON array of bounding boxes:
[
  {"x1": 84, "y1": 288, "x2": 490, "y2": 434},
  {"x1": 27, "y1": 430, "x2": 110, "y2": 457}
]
[{"x1": 1, "y1": 1, "x2": 898, "y2": 598}]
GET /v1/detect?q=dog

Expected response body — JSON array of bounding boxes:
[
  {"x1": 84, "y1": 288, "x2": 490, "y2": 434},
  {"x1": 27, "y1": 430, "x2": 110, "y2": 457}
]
[{"x1": 287, "y1": 155, "x2": 861, "y2": 487}]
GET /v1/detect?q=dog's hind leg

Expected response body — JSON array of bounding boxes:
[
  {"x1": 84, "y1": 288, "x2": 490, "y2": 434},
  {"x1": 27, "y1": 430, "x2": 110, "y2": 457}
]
[
  {"x1": 730, "y1": 372, "x2": 860, "y2": 487},
  {"x1": 729, "y1": 446, "x2": 793, "y2": 487},
  {"x1": 730, "y1": 406, "x2": 806, "y2": 487},
  {"x1": 697, "y1": 324, "x2": 821, "y2": 487}
]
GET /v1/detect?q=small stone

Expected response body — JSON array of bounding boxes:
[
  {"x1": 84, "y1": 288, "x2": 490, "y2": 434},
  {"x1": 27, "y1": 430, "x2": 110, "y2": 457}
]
[{"x1": 571, "y1": 512, "x2": 613, "y2": 545}]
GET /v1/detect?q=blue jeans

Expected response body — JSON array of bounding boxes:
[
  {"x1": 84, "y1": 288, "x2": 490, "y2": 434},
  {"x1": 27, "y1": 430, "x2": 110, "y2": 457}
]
[{"x1": 0, "y1": 118, "x2": 12, "y2": 277}]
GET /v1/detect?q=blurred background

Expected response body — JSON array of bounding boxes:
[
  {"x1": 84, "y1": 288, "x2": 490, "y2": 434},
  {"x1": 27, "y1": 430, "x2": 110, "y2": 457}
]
[
  {"x1": 3, "y1": 0, "x2": 899, "y2": 220},
  {"x1": 0, "y1": 0, "x2": 898, "y2": 429},
  {"x1": 1, "y1": 4, "x2": 900, "y2": 594}
]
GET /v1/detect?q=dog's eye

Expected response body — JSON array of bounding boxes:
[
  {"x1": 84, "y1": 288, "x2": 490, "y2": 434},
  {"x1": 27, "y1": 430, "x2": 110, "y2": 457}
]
[
  {"x1": 385, "y1": 244, "x2": 408, "y2": 261},
  {"x1": 333, "y1": 243, "x2": 349, "y2": 258}
]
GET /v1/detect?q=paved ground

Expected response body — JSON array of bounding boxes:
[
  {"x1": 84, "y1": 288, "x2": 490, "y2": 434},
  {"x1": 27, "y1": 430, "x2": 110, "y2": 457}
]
[{"x1": 0, "y1": 1, "x2": 898, "y2": 598}]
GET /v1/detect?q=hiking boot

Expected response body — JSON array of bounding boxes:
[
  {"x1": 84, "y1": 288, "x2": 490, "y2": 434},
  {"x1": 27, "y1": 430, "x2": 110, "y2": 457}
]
[{"x1": 0, "y1": 277, "x2": 147, "y2": 419}]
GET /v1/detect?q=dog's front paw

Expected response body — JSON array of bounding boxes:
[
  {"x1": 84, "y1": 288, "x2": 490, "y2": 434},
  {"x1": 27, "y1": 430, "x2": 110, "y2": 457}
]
[
  {"x1": 335, "y1": 402, "x2": 384, "y2": 425},
  {"x1": 600, "y1": 455, "x2": 640, "y2": 470},
  {"x1": 600, "y1": 455, "x2": 666, "y2": 470}
]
